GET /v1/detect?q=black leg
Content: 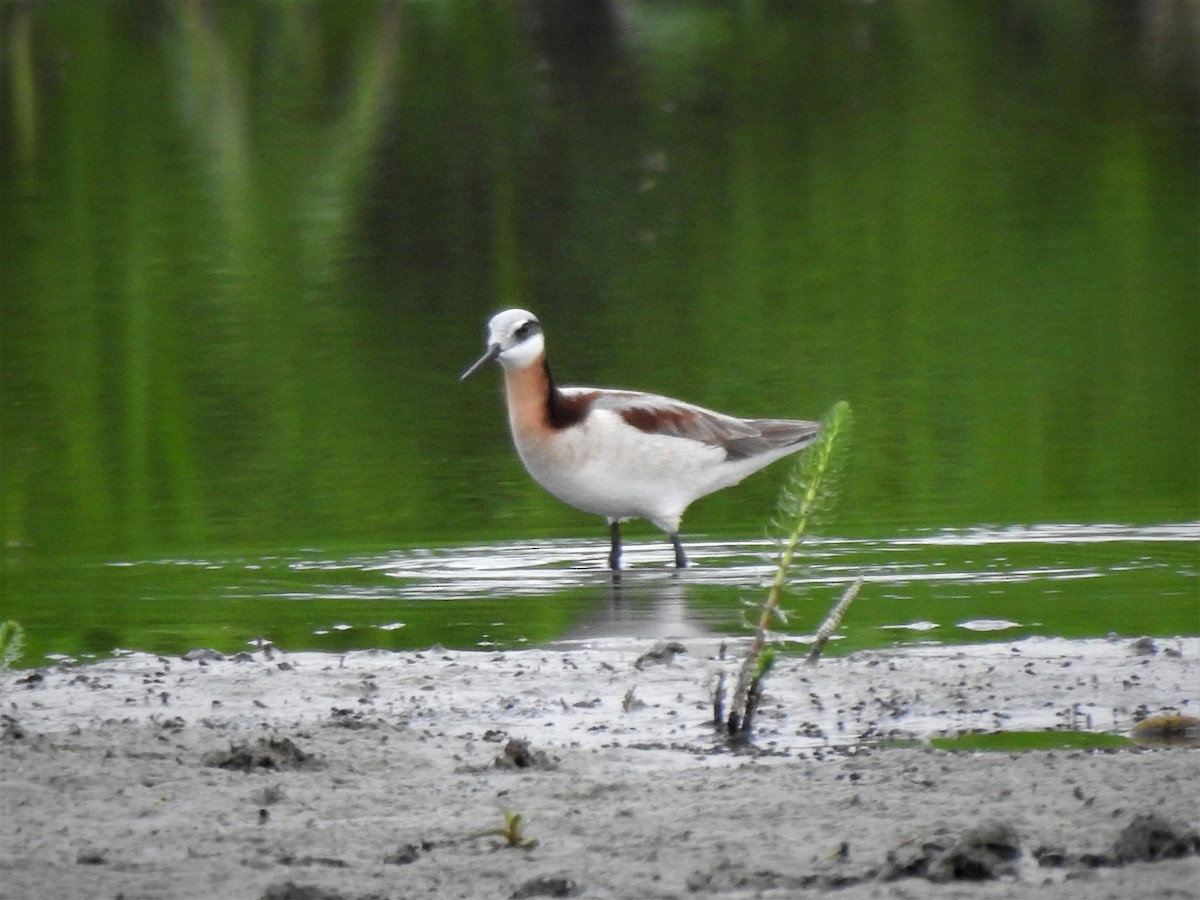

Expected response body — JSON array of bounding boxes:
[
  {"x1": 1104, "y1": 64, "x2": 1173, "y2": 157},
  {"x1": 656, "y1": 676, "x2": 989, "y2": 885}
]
[
  {"x1": 670, "y1": 533, "x2": 688, "y2": 568},
  {"x1": 608, "y1": 521, "x2": 623, "y2": 570}
]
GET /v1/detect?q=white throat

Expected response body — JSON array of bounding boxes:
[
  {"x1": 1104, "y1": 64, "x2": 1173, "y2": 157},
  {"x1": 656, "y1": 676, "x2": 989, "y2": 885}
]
[{"x1": 496, "y1": 331, "x2": 544, "y2": 370}]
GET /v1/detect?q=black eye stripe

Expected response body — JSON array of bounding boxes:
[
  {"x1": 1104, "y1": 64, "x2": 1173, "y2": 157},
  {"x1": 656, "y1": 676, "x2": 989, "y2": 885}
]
[{"x1": 514, "y1": 320, "x2": 540, "y2": 340}]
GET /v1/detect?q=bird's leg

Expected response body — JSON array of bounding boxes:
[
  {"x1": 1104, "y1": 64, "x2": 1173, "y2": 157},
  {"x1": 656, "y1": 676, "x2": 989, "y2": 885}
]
[
  {"x1": 608, "y1": 521, "x2": 623, "y2": 570},
  {"x1": 670, "y1": 533, "x2": 688, "y2": 569}
]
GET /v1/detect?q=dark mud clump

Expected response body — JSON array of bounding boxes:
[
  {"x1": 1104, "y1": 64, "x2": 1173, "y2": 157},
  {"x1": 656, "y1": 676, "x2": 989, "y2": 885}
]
[
  {"x1": 259, "y1": 883, "x2": 344, "y2": 900},
  {"x1": 634, "y1": 641, "x2": 687, "y2": 670},
  {"x1": 510, "y1": 875, "x2": 581, "y2": 898},
  {"x1": 1110, "y1": 814, "x2": 1200, "y2": 864},
  {"x1": 204, "y1": 736, "x2": 324, "y2": 773},
  {"x1": 1039, "y1": 813, "x2": 1200, "y2": 869},
  {"x1": 495, "y1": 738, "x2": 557, "y2": 770},
  {"x1": 259, "y1": 882, "x2": 389, "y2": 900},
  {"x1": 328, "y1": 707, "x2": 377, "y2": 730},
  {"x1": 884, "y1": 820, "x2": 1021, "y2": 882},
  {"x1": 384, "y1": 841, "x2": 435, "y2": 865},
  {"x1": 1, "y1": 714, "x2": 26, "y2": 742},
  {"x1": 260, "y1": 883, "x2": 338, "y2": 900}
]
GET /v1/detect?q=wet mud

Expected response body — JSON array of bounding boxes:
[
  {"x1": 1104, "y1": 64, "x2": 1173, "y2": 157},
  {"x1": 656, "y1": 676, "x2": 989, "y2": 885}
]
[{"x1": 1, "y1": 636, "x2": 1196, "y2": 899}]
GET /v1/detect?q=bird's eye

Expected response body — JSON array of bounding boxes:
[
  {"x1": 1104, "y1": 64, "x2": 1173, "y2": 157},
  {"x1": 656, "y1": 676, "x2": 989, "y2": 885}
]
[{"x1": 515, "y1": 320, "x2": 536, "y2": 340}]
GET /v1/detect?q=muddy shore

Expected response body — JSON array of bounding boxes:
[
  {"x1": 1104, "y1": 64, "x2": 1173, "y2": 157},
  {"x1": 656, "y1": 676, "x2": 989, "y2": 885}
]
[{"x1": 2, "y1": 636, "x2": 1197, "y2": 899}]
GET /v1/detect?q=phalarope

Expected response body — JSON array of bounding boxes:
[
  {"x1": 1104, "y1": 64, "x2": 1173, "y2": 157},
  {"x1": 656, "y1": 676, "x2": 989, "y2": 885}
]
[{"x1": 461, "y1": 309, "x2": 820, "y2": 569}]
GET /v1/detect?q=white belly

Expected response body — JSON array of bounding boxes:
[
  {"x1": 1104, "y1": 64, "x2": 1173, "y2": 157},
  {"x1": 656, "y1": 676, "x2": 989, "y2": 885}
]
[{"x1": 512, "y1": 409, "x2": 747, "y2": 533}]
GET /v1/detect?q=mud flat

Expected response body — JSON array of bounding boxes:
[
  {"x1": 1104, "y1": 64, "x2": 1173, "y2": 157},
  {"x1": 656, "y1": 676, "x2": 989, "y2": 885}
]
[{"x1": 2, "y1": 636, "x2": 1197, "y2": 899}]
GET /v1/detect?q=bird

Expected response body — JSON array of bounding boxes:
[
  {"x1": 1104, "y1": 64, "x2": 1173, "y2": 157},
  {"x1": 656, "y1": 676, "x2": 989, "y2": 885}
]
[{"x1": 461, "y1": 308, "x2": 820, "y2": 570}]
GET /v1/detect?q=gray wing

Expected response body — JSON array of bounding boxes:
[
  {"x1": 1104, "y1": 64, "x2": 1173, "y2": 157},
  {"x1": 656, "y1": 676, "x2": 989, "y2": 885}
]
[{"x1": 580, "y1": 389, "x2": 820, "y2": 460}]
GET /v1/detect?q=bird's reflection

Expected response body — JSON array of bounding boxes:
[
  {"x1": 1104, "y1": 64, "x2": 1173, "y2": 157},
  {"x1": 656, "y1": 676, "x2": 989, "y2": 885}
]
[{"x1": 551, "y1": 571, "x2": 710, "y2": 645}]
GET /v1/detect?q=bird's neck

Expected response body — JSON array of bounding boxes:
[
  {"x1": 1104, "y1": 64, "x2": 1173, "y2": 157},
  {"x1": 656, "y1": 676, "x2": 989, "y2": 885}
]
[
  {"x1": 503, "y1": 355, "x2": 556, "y2": 436},
  {"x1": 503, "y1": 356, "x2": 588, "y2": 435}
]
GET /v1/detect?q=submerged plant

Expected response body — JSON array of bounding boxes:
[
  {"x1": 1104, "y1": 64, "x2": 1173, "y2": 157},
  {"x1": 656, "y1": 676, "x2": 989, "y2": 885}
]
[
  {"x1": 0, "y1": 620, "x2": 25, "y2": 674},
  {"x1": 725, "y1": 401, "x2": 855, "y2": 739}
]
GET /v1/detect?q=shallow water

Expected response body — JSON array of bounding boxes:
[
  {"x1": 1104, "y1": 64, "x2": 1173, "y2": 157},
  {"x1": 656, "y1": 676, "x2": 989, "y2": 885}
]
[
  {"x1": 1, "y1": 2, "x2": 1196, "y2": 664},
  {"x1": 9, "y1": 521, "x2": 1194, "y2": 665}
]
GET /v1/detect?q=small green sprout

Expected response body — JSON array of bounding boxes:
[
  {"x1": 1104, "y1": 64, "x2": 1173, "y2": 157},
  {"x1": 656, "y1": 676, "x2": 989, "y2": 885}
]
[{"x1": 473, "y1": 807, "x2": 538, "y2": 850}]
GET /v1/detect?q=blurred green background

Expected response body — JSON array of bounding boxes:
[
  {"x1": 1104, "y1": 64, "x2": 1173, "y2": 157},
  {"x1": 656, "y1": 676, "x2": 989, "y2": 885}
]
[{"x1": 1, "y1": 0, "x2": 1196, "y2": 662}]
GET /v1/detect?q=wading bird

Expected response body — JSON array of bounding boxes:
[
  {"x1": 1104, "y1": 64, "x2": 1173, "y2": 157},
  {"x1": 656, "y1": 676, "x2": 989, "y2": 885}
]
[{"x1": 462, "y1": 309, "x2": 819, "y2": 569}]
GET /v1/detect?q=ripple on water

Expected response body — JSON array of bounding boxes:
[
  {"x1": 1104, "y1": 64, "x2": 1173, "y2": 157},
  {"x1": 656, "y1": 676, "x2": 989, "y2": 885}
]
[{"x1": 86, "y1": 521, "x2": 1195, "y2": 656}]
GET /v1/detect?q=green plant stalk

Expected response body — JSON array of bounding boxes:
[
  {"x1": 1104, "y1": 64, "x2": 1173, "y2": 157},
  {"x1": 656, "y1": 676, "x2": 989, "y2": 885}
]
[
  {"x1": 807, "y1": 577, "x2": 863, "y2": 665},
  {"x1": 754, "y1": 645, "x2": 777, "y2": 680},
  {"x1": 0, "y1": 621, "x2": 25, "y2": 674},
  {"x1": 728, "y1": 402, "x2": 850, "y2": 734}
]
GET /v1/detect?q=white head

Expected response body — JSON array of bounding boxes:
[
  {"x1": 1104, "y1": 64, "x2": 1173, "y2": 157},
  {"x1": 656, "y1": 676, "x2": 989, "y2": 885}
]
[{"x1": 460, "y1": 308, "x2": 545, "y2": 379}]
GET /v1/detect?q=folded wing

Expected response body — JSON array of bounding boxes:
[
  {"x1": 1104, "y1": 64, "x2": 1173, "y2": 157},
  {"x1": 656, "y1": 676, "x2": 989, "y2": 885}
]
[{"x1": 582, "y1": 390, "x2": 820, "y2": 460}]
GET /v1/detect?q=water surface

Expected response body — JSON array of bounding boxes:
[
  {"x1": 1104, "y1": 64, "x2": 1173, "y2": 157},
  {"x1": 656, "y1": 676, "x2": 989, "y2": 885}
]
[
  {"x1": 1, "y1": 1, "x2": 1196, "y2": 663},
  {"x1": 8, "y1": 522, "x2": 1195, "y2": 664}
]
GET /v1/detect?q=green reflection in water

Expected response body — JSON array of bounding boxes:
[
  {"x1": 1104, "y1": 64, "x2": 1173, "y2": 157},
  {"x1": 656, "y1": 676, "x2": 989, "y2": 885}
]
[{"x1": 1, "y1": 1, "x2": 1196, "y2": 661}]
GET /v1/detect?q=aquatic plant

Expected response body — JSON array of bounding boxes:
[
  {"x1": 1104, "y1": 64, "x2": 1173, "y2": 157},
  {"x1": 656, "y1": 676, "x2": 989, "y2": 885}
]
[
  {"x1": 806, "y1": 576, "x2": 863, "y2": 665},
  {"x1": 0, "y1": 620, "x2": 24, "y2": 674},
  {"x1": 723, "y1": 401, "x2": 856, "y2": 739}
]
